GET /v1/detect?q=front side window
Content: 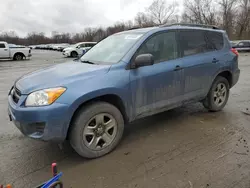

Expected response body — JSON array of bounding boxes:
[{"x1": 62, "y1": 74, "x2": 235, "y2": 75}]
[
  {"x1": 81, "y1": 33, "x2": 143, "y2": 64},
  {"x1": 79, "y1": 44, "x2": 85, "y2": 48},
  {"x1": 0, "y1": 43, "x2": 5, "y2": 48},
  {"x1": 180, "y1": 30, "x2": 210, "y2": 56},
  {"x1": 85, "y1": 43, "x2": 96, "y2": 47},
  {"x1": 136, "y1": 31, "x2": 178, "y2": 63}
]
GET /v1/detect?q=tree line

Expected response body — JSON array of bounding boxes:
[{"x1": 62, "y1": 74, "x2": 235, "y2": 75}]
[{"x1": 1, "y1": 0, "x2": 249, "y2": 45}]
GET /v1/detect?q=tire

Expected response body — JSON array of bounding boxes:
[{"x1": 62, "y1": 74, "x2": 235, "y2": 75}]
[
  {"x1": 14, "y1": 53, "x2": 24, "y2": 61},
  {"x1": 70, "y1": 102, "x2": 124, "y2": 158},
  {"x1": 203, "y1": 76, "x2": 230, "y2": 112},
  {"x1": 71, "y1": 51, "x2": 78, "y2": 58}
]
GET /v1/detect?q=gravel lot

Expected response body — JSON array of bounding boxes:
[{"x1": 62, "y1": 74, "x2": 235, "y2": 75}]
[{"x1": 0, "y1": 50, "x2": 250, "y2": 188}]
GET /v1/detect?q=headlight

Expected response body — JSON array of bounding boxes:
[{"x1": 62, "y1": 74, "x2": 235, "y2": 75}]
[{"x1": 25, "y1": 87, "x2": 66, "y2": 107}]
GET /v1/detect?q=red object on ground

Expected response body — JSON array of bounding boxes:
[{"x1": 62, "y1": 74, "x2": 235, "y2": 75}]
[{"x1": 52, "y1": 163, "x2": 58, "y2": 177}]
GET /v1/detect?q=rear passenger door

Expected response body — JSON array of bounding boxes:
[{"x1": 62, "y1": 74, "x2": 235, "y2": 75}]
[{"x1": 179, "y1": 30, "x2": 223, "y2": 103}]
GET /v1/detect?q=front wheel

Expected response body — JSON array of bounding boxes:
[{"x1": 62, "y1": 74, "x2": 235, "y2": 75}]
[
  {"x1": 70, "y1": 102, "x2": 124, "y2": 158},
  {"x1": 203, "y1": 76, "x2": 230, "y2": 112},
  {"x1": 71, "y1": 51, "x2": 78, "y2": 58}
]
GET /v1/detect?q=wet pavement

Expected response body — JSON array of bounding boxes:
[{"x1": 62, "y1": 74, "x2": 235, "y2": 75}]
[{"x1": 0, "y1": 51, "x2": 250, "y2": 188}]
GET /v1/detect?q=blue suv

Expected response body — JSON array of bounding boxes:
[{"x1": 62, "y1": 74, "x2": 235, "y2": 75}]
[{"x1": 8, "y1": 24, "x2": 240, "y2": 158}]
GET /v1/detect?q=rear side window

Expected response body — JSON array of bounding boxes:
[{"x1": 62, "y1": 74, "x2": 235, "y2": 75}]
[
  {"x1": 206, "y1": 31, "x2": 224, "y2": 50},
  {"x1": 0, "y1": 43, "x2": 6, "y2": 48},
  {"x1": 179, "y1": 30, "x2": 210, "y2": 56}
]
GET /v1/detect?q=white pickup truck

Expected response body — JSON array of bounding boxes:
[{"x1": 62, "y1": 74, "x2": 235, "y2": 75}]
[{"x1": 0, "y1": 41, "x2": 32, "y2": 60}]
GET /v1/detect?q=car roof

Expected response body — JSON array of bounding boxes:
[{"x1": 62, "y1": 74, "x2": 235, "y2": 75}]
[{"x1": 117, "y1": 24, "x2": 225, "y2": 36}]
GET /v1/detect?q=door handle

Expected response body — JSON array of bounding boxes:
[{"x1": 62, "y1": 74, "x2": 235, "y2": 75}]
[
  {"x1": 4, "y1": 49, "x2": 8, "y2": 51},
  {"x1": 212, "y1": 58, "x2": 219, "y2": 63},
  {"x1": 174, "y1": 65, "x2": 183, "y2": 71}
]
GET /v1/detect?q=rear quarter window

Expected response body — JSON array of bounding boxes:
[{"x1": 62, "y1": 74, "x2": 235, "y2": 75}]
[{"x1": 206, "y1": 31, "x2": 224, "y2": 50}]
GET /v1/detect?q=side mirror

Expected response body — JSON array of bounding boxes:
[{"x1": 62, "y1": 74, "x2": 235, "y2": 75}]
[{"x1": 132, "y1": 54, "x2": 154, "y2": 69}]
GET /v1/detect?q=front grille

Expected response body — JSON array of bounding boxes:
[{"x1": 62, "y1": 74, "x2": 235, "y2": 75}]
[{"x1": 12, "y1": 86, "x2": 21, "y2": 104}]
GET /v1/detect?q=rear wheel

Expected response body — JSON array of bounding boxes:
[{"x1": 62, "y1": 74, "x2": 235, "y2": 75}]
[
  {"x1": 14, "y1": 53, "x2": 24, "y2": 60},
  {"x1": 203, "y1": 76, "x2": 230, "y2": 112},
  {"x1": 71, "y1": 51, "x2": 78, "y2": 58},
  {"x1": 70, "y1": 102, "x2": 124, "y2": 158}
]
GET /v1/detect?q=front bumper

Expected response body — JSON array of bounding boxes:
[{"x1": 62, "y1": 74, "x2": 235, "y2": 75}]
[
  {"x1": 8, "y1": 95, "x2": 71, "y2": 142},
  {"x1": 62, "y1": 51, "x2": 71, "y2": 57}
]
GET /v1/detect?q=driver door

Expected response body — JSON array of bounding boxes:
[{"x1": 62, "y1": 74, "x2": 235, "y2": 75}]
[
  {"x1": 77, "y1": 43, "x2": 85, "y2": 54},
  {"x1": 0, "y1": 43, "x2": 9, "y2": 58},
  {"x1": 129, "y1": 31, "x2": 184, "y2": 119}
]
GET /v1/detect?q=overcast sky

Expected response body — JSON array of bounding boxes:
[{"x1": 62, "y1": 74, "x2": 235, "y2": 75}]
[{"x1": 0, "y1": 0, "x2": 158, "y2": 37}]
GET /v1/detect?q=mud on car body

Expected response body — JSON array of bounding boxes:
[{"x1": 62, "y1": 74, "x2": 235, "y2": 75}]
[{"x1": 8, "y1": 23, "x2": 240, "y2": 158}]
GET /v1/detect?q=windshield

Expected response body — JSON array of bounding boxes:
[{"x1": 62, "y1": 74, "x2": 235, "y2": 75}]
[
  {"x1": 80, "y1": 33, "x2": 143, "y2": 64},
  {"x1": 71, "y1": 43, "x2": 80, "y2": 48}
]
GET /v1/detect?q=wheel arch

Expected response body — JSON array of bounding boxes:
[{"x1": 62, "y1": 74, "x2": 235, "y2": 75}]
[
  {"x1": 216, "y1": 70, "x2": 233, "y2": 88},
  {"x1": 66, "y1": 93, "x2": 129, "y2": 139},
  {"x1": 71, "y1": 50, "x2": 78, "y2": 56},
  {"x1": 13, "y1": 52, "x2": 25, "y2": 59}
]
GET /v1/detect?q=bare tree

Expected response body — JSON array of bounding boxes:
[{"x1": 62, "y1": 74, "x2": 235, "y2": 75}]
[
  {"x1": 93, "y1": 27, "x2": 106, "y2": 42},
  {"x1": 0, "y1": 31, "x2": 20, "y2": 44},
  {"x1": 218, "y1": 0, "x2": 238, "y2": 37},
  {"x1": 235, "y1": 0, "x2": 250, "y2": 39},
  {"x1": 147, "y1": 0, "x2": 178, "y2": 25},
  {"x1": 182, "y1": 0, "x2": 218, "y2": 25},
  {"x1": 134, "y1": 12, "x2": 154, "y2": 27},
  {"x1": 2, "y1": 0, "x2": 249, "y2": 45}
]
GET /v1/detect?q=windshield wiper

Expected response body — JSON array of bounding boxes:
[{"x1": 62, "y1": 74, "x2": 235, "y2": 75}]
[{"x1": 80, "y1": 60, "x2": 96, "y2": 65}]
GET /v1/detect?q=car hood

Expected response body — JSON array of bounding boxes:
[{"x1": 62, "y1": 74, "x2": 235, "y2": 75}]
[{"x1": 15, "y1": 61, "x2": 111, "y2": 94}]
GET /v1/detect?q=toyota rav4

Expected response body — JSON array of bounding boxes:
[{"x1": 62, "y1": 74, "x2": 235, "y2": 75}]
[{"x1": 8, "y1": 24, "x2": 240, "y2": 158}]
